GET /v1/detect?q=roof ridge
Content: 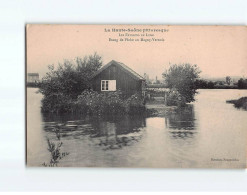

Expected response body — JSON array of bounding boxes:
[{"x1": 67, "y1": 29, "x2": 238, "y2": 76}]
[
  {"x1": 91, "y1": 60, "x2": 145, "y2": 81},
  {"x1": 113, "y1": 61, "x2": 145, "y2": 80}
]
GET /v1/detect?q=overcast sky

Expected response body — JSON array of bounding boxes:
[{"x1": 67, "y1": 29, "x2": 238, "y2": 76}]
[{"x1": 27, "y1": 25, "x2": 247, "y2": 80}]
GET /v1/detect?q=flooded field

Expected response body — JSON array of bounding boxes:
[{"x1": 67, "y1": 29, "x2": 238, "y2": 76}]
[{"x1": 27, "y1": 88, "x2": 247, "y2": 168}]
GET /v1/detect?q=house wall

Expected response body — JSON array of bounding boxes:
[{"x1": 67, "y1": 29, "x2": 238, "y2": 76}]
[{"x1": 91, "y1": 64, "x2": 143, "y2": 98}]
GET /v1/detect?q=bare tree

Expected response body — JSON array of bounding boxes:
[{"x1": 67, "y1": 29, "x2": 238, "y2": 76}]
[{"x1": 226, "y1": 76, "x2": 231, "y2": 85}]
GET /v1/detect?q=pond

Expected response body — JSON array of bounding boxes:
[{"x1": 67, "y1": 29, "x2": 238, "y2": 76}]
[{"x1": 27, "y1": 88, "x2": 247, "y2": 168}]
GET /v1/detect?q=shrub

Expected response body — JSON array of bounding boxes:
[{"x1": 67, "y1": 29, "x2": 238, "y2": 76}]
[
  {"x1": 39, "y1": 53, "x2": 103, "y2": 113},
  {"x1": 101, "y1": 91, "x2": 125, "y2": 114},
  {"x1": 41, "y1": 93, "x2": 73, "y2": 113},
  {"x1": 76, "y1": 89, "x2": 103, "y2": 114},
  {"x1": 42, "y1": 138, "x2": 69, "y2": 167},
  {"x1": 124, "y1": 94, "x2": 146, "y2": 114},
  {"x1": 41, "y1": 85, "x2": 146, "y2": 115},
  {"x1": 163, "y1": 63, "x2": 200, "y2": 103},
  {"x1": 226, "y1": 97, "x2": 247, "y2": 110},
  {"x1": 76, "y1": 90, "x2": 145, "y2": 115},
  {"x1": 238, "y1": 78, "x2": 247, "y2": 89},
  {"x1": 166, "y1": 89, "x2": 186, "y2": 107}
]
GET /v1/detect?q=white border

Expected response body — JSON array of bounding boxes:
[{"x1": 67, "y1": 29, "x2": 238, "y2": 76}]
[{"x1": 0, "y1": 0, "x2": 247, "y2": 192}]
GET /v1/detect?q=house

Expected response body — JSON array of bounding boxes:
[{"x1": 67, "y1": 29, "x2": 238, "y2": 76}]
[
  {"x1": 27, "y1": 73, "x2": 39, "y2": 83},
  {"x1": 91, "y1": 60, "x2": 146, "y2": 98}
]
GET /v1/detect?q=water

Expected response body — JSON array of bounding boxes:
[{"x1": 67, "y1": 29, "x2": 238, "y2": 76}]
[{"x1": 27, "y1": 88, "x2": 247, "y2": 168}]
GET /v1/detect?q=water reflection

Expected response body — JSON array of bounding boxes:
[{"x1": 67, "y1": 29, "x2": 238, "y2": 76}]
[
  {"x1": 42, "y1": 114, "x2": 146, "y2": 151},
  {"x1": 90, "y1": 115, "x2": 146, "y2": 150},
  {"x1": 165, "y1": 105, "x2": 197, "y2": 140},
  {"x1": 27, "y1": 88, "x2": 247, "y2": 168}
]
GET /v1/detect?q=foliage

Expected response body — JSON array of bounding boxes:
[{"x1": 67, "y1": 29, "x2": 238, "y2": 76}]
[
  {"x1": 226, "y1": 97, "x2": 247, "y2": 110},
  {"x1": 53, "y1": 126, "x2": 61, "y2": 140},
  {"x1": 238, "y1": 78, "x2": 247, "y2": 89},
  {"x1": 166, "y1": 88, "x2": 186, "y2": 107},
  {"x1": 124, "y1": 94, "x2": 146, "y2": 114},
  {"x1": 39, "y1": 53, "x2": 103, "y2": 113},
  {"x1": 207, "y1": 81, "x2": 215, "y2": 89},
  {"x1": 195, "y1": 79, "x2": 215, "y2": 89},
  {"x1": 42, "y1": 138, "x2": 69, "y2": 167},
  {"x1": 41, "y1": 93, "x2": 73, "y2": 113},
  {"x1": 75, "y1": 89, "x2": 145, "y2": 115},
  {"x1": 212, "y1": 85, "x2": 237, "y2": 89},
  {"x1": 195, "y1": 79, "x2": 208, "y2": 89},
  {"x1": 195, "y1": 79, "x2": 239, "y2": 89},
  {"x1": 76, "y1": 89, "x2": 104, "y2": 115},
  {"x1": 102, "y1": 91, "x2": 126, "y2": 114},
  {"x1": 163, "y1": 63, "x2": 201, "y2": 103},
  {"x1": 226, "y1": 76, "x2": 231, "y2": 85},
  {"x1": 76, "y1": 89, "x2": 125, "y2": 115}
]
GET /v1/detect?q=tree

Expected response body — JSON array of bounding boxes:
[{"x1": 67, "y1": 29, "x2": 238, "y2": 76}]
[
  {"x1": 39, "y1": 53, "x2": 103, "y2": 113},
  {"x1": 238, "y1": 78, "x2": 247, "y2": 89},
  {"x1": 195, "y1": 79, "x2": 208, "y2": 89},
  {"x1": 163, "y1": 63, "x2": 201, "y2": 103},
  {"x1": 207, "y1": 81, "x2": 215, "y2": 89},
  {"x1": 226, "y1": 76, "x2": 231, "y2": 85}
]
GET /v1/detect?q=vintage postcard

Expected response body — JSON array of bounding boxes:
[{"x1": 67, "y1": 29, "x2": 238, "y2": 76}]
[{"x1": 26, "y1": 25, "x2": 247, "y2": 168}]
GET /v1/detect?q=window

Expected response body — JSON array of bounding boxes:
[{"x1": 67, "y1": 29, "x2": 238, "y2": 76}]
[{"x1": 101, "y1": 80, "x2": 116, "y2": 91}]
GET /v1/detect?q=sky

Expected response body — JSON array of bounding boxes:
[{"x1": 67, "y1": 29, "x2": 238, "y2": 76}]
[{"x1": 27, "y1": 25, "x2": 247, "y2": 80}]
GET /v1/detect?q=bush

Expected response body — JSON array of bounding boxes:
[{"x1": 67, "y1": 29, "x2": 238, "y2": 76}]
[
  {"x1": 76, "y1": 89, "x2": 104, "y2": 115},
  {"x1": 238, "y1": 78, "x2": 247, "y2": 89},
  {"x1": 166, "y1": 89, "x2": 186, "y2": 107},
  {"x1": 207, "y1": 81, "x2": 215, "y2": 89},
  {"x1": 124, "y1": 94, "x2": 146, "y2": 114},
  {"x1": 163, "y1": 63, "x2": 200, "y2": 103},
  {"x1": 75, "y1": 90, "x2": 145, "y2": 115},
  {"x1": 101, "y1": 91, "x2": 125, "y2": 114},
  {"x1": 42, "y1": 138, "x2": 69, "y2": 167},
  {"x1": 41, "y1": 93, "x2": 73, "y2": 113},
  {"x1": 39, "y1": 53, "x2": 103, "y2": 113},
  {"x1": 226, "y1": 97, "x2": 247, "y2": 110}
]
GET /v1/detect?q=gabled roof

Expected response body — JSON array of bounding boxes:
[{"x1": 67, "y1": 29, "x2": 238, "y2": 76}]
[{"x1": 92, "y1": 60, "x2": 145, "y2": 81}]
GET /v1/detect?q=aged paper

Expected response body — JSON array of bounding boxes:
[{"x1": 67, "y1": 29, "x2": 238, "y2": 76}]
[{"x1": 26, "y1": 25, "x2": 247, "y2": 168}]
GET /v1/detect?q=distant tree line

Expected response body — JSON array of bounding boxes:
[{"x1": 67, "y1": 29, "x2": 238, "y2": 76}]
[
  {"x1": 237, "y1": 78, "x2": 247, "y2": 89},
  {"x1": 195, "y1": 79, "x2": 215, "y2": 89},
  {"x1": 195, "y1": 78, "x2": 247, "y2": 89}
]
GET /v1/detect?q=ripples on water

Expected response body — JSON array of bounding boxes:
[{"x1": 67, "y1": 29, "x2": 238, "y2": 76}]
[
  {"x1": 35, "y1": 105, "x2": 199, "y2": 167},
  {"x1": 42, "y1": 114, "x2": 146, "y2": 151},
  {"x1": 27, "y1": 88, "x2": 247, "y2": 168}
]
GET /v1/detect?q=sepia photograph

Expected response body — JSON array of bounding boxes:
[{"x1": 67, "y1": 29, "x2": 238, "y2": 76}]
[{"x1": 26, "y1": 25, "x2": 247, "y2": 168}]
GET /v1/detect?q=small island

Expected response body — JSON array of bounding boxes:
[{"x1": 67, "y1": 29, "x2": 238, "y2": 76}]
[{"x1": 226, "y1": 97, "x2": 247, "y2": 110}]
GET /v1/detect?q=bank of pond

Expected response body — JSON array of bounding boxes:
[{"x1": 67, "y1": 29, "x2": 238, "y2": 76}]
[
  {"x1": 35, "y1": 87, "x2": 247, "y2": 117},
  {"x1": 226, "y1": 97, "x2": 247, "y2": 110}
]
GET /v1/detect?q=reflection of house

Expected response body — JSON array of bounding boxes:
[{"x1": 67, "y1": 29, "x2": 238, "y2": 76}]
[
  {"x1": 27, "y1": 73, "x2": 39, "y2": 83},
  {"x1": 91, "y1": 60, "x2": 146, "y2": 98}
]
